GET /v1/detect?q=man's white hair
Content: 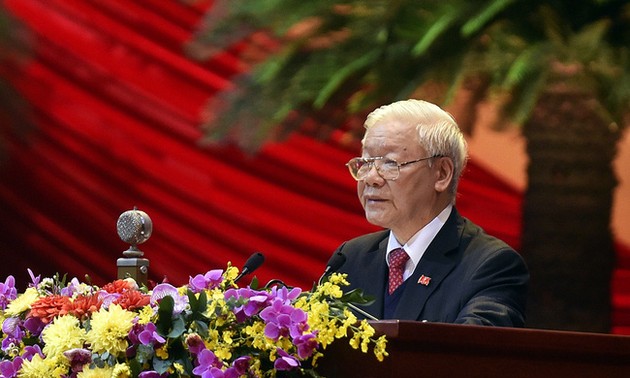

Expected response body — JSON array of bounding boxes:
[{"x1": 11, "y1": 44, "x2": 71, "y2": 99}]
[{"x1": 363, "y1": 99, "x2": 468, "y2": 200}]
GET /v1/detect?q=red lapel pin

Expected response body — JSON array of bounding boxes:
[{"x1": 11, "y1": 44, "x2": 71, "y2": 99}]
[{"x1": 418, "y1": 275, "x2": 431, "y2": 286}]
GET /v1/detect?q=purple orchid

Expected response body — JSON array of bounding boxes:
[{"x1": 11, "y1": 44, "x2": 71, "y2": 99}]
[
  {"x1": 1, "y1": 317, "x2": 24, "y2": 353},
  {"x1": 138, "y1": 371, "x2": 169, "y2": 378},
  {"x1": 185, "y1": 333, "x2": 206, "y2": 355},
  {"x1": 138, "y1": 322, "x2": 165, "y2": 346},
  {"x1": 150, "y1": 283, "x2": 189, "y2": 315},
  {"x1": 60, "y1": 277, "x2": 82, "y2": 297},
  {"x1": 259, "y1": 299, "x2": 308, "y2": 340},
  {"x1": 98, "y1": 291, "x2": 122, "y2": 309},
  {"x1": 27, "y1": 269, "x2": 40, "y2": 288},
  {"x1": 128, "y1": 321, "x2": 165, "y2": 348},
  {"x1": 269, "y1": 286, "x2": 302, "y2": 305},
  {"x1": 229, "y1": 356, "x2": 251, "y2": 376},
  {"x1": 23, "y1": 317, "x2": 45, "y2": 338},
  {"x1": 1, "y1": 318, "x2": 21, "y2": 340},
  {"x1": 21, "y1": 345, "x2": 44, "y2": 361},
  {"x1": 224, "y1": 287, "x2": 271, "y2": 322},
  {"x1": 273, "y1": 348, "x2": 300, "y2": 371},
  {"x1": 192, "y1": 349, "x2": 224, "y2": 377},
  {"x1": 188, "y1": 269, "x2": 224, "y2": 293},
  {"x1": 221, "y1": 367, "x2": 241, "y2": 378},
  {"x1": 63, "y1": 348, "x2": 91, "y2": 373},
  {"x1": 0, "y1": 356, "x2": 23, "y2": 378},
  {"x1": 293, "y1": 333, "x2": 319, "y2": 359},
  {"x1": 0, "y1": 276, "x2": 17, "y2": 311}
]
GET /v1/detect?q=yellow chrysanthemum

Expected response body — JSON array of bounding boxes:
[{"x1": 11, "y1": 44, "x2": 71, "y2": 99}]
[
  {"x1": 17, "y1": 354, "x2": 68, "y2": 378},
  {"x1": 112, "y1": 362, "x2": 132, "y2": 378},
  {"x1": 77, "y1": 365, "x2": 114, "y2": 378},
  {"x1": 86, "y1": 304, "x2": 135, "y2": 356},
  {"x1": 42, "y1": 315, "x2": 87, "y2": 358},
  {"x1": 136, "y1": 305, "x2": 154, "y2": 325},
  {"x1": 4, "y1": 287, "x2": 39, "y2": 316}
]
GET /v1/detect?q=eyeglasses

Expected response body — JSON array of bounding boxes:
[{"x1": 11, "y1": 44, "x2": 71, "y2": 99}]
[{"x1": 346, "y1": 155, "x2": 440, "y2": 181}]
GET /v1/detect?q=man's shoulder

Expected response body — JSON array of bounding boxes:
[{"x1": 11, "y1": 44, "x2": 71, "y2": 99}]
[
  {"x1": 342, "y1": 229, "x2": 389, "y2": 251},
  {"x1": 458, "y1": 216, "x2": 514, "y2": 252}
]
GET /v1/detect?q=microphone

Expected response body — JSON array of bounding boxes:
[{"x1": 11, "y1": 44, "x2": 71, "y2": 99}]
[
  {"x1": 317, "y1": 252, "x2": 346, "y2": 286},
  {"x1": 318, "y1": 252, "x2": 379, "y2": 321},
  {"x1": 117, "y1": 207, "x2": 152, "y2": 257},
  {"x1": 116, "y1": 207, "x2": 151, "y2": 285},
  {"x1": 234, "y1": 252, "x2": 265, "y2": 283}
]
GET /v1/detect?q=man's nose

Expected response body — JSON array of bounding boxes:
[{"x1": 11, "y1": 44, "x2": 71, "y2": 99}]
[{"x1": 363, "y1": 163, "x2": 384, "y2": 185}]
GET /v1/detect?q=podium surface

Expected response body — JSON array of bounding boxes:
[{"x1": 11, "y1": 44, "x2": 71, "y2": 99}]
[{"x1": 317, "y1": 321, "x2": 630, "y2": 377}]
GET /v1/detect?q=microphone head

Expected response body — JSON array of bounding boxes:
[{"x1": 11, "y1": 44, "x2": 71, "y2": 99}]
[
  {"x1": 326, "y1": 252, "x2": 346, "y2": 273},
  {"x1": 117, "y1": 209, "x2": 153, "y2": 246},
  {"x1": 235, "y1": 252, "x2": 265, "y2": 283},
  {"x1": 243, "y1": 252, "x2": 265, "y2": 273}
]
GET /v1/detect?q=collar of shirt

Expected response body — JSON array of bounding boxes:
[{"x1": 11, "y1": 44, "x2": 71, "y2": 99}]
[{"x1": 386, "y1": 205, "x2": 452, "y2": 280}]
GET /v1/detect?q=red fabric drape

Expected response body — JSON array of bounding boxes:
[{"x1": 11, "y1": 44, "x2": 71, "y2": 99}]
[{"x1": 1, "y1": 0, "x2": 628, "y2": 333}]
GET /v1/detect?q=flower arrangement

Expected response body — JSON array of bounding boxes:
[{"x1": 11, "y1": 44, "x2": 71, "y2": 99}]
[{"x1": 0, "y1": 266, "x2": 387, "y2": 377}]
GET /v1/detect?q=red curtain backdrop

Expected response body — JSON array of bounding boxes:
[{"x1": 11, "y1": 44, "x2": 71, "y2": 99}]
[{"x1": 1, "y1": 0, "x2": 629, "y2": 333}]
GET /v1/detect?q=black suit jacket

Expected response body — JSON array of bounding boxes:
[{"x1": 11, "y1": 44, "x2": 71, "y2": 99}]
[{"x1": 332, "y1": 208, "x2": 529, "y2": 327}]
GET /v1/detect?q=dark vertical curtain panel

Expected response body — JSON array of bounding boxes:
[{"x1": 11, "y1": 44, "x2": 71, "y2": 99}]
[{"x1": 0, "y1": 0, "x2": 628, "y2": 333}]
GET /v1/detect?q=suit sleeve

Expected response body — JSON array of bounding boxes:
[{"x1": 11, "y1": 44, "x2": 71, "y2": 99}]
[{"x1": 454, "y1": 248, "x2": 529, "y2": 327}]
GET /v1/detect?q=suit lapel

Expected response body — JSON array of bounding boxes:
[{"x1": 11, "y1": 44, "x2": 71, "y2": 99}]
[
  {"x1": 393, "y1": 210, "x2": 462, "y2": 320},
  {"x1": 361, "y1": 237, "x2": 389, "y2": 319}
]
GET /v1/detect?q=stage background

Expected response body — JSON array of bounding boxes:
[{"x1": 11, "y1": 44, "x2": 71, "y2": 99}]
[{"x1": 1, "y1": 0, "x2": 629, "y2": 334}]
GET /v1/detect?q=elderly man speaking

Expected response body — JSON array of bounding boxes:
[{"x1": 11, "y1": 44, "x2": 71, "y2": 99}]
[{"x1": 331, "y1": 99, "x2": 529, "y2": 327}]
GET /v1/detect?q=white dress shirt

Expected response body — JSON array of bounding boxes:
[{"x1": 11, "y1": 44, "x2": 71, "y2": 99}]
[{"x1": 386, "y1": 205, "x2": 452, "y2": 280}]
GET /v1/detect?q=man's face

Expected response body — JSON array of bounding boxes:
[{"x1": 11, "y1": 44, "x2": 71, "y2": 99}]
[{"x1": 358, "y1": 120, "x2": 439, "y2": 238}]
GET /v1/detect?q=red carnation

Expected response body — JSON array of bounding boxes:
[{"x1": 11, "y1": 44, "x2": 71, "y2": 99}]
[
  {"x1": 29, "y1": 295, "x2": 72, "y2": 324},
  {"x1": 114, "y1": 289, "x2": 150, "y2": 311},
  {"x1": 61, "y1": 294, "x2": 103, "y2": 321},
  {"x1": 102, "y1": 279, "x2": 133, "y2": 294}
]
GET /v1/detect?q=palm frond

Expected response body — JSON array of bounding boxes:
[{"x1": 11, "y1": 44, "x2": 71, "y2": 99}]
[
  {"x1": 191, "y1": 0, "x2": 630, "y2": 150},
  {"x1": 461, "y1": 0, "x2": 515, "y2": 37}
]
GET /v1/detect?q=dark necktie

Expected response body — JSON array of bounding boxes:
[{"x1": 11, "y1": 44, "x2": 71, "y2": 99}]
[{"x1": 388, "y1": 248, "x2": 410, "y2": 294}]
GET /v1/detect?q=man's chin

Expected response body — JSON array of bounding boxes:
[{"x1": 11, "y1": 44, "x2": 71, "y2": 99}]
[{"x1": 364, "y1": 214, "x2": 388, "y2": 229}]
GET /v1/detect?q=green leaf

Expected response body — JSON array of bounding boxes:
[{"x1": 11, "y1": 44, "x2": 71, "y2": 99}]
[
  {"x1": 570, "y1": 19, "x2": 610, "y2": 60},
  {"x1": 411, "y1": 11, "x2": 458, "y2": 57},
  {"x1": 128, "y1": 358, "x2": 142, "y2": 378},
  {"x1": 167, "y1": 317, "x2": 186, "y2": 339},
  {"x1": 152, "y1": 356, "x2": 171, "y2": 375},
  {"x1": 511, "y1": 72, "x2": 547, "y2": 126},
  {"x1": 250, "y1": 276, "x2": 260, "y2": 289},
  {"x1": 503, "y1": 44, "x2": 545, "y2": 89},
  {"x1": 340, "y1": 288, "x2": 375, "y2": 305},
  {"x1": 461, "y1": 0, "x2": 515, "y2": 37},
  {"x1": 313, "y1": 50, "x2": 380, "y2": 108},
  {"x1": 194, "y1": 319, "x2": 210, "y2": 338},
  {"x1": 187, "y1": 289, "x2": 199, "y2": 314},
  {"x1": 156, "y1": 296, "x2": 174, "y2": 336}
]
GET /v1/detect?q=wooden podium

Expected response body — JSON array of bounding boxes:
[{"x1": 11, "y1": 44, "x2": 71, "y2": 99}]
[{"x1": 317, "y1": 321, "x2": 630, "y2": 377}]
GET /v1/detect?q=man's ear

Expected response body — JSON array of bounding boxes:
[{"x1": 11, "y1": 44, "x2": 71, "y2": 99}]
[{"x1": 434, "y1": 157, "x2": 454, "y2": 193}]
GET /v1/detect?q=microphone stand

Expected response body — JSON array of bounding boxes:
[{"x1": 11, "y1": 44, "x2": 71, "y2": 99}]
[
  {"x1": 346, "y1": 302, "x2": 379, "y2": 321},
  {"x1": 318, "y1": 268, "x2": 380, "y2": 321}
]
